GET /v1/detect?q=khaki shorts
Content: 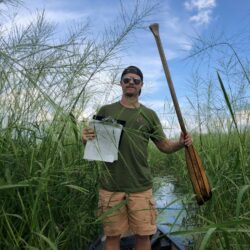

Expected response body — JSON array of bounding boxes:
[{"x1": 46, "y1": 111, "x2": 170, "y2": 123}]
[{"x1": 98, "y1": 188, "x2": 157, "y2": 236}]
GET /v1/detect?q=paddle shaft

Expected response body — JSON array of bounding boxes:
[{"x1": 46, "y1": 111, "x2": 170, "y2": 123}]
[{"x1": 149, "y1": 23, "x2": 187, "y2": 135}]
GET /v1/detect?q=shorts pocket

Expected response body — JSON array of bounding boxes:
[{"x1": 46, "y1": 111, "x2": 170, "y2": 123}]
[{"x1": 149, "y1": 198, "x2": 157, "y2": 225}]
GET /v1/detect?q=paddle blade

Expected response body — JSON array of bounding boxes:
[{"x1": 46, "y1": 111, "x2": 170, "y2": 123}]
[{"x1": 185, "y1": 145, "x2": 212, "y2": 205}]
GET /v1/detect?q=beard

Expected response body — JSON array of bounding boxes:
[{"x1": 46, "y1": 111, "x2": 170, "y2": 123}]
[
  {"x1": 125, "y1": 92, "x2": 137, "y2": 97},
  {"x1": 124, "y1": 86, "x2": 141, "y2": 97},
  {"x1": 124, "y1": 90, "x2": 141, "y2": 97}
]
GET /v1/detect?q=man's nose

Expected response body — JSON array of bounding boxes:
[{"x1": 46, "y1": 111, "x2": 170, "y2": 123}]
[{"x1": 128, "y1": 78, "x2": 135, "y2": 84}]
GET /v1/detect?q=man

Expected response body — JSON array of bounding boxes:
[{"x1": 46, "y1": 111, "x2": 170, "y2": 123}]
[{"x1": 82, "y1": 66, "x2": 192, "y2": 250}]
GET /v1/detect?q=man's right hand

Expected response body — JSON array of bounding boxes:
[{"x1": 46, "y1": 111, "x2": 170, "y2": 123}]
[{"x1": 82, "y1": 128, "x2": 96, "y2": 144}]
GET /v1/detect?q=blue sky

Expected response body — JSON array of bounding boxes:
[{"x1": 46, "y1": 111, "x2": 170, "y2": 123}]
[{"x1": 2, "y1": 0, "x2": 250, "y2": 134}]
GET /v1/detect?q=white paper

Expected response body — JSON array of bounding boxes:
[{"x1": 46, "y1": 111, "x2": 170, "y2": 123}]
[{"x1": 83, "y1": 120, "x2": 123, "y2": 162}]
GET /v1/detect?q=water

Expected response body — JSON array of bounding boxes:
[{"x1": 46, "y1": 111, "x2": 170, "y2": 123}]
[{"x1": 153, "y1": 176, "x2": 194, "y2": 248}]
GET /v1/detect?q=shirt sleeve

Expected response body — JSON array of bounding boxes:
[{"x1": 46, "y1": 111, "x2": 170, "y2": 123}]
[{"x1": 149, "y1": 110, "x2": 166, "y2": 142}]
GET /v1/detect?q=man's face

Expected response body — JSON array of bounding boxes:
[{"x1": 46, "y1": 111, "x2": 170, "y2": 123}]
[{"x1": 120, "y1": 73, "x2": 143, "y2": 97}]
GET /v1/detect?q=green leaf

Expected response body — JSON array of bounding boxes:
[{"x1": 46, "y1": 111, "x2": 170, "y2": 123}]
[
  {"x1": 65, "y1": 184, "x2": 89, "y2": 193},
  {"x1": 216, "y1": 71, "x2": 240, "y2": 138},
  {"x1": 33, "y1": 232, "x2": 57, "y2": 250},
  {"x1": 96, "y1": 199, "x2": 128, "y2": 222},
  {"x1": 236, "y1": 185, "x2": 250, "y2": 218},
  {"x1": 199, "y1": 227, "x2": 217, "y2": 250},
  {"x1": 0, "y1": 184, "x2": 30, "y2": 190}
]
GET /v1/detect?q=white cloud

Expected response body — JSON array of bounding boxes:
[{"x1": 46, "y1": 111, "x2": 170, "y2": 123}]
[
  {"x1": 163, "y1": 21, "x2": 193, "y2": 53},
  {"x1": 184, "y1": 0, "x2": 216, "y2": 11},
  {"x1": 190, "y1": 9, "x2": 212, "y2": 25},
  {"x1": 235, "y1": 109, "x2": 250, "y2": 130},
  {"x1": 184, "y1": 0, "x2": 216, "y2": 25}
]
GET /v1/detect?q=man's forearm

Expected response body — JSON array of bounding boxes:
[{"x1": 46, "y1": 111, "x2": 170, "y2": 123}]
[
  {"x1": 166, "y1": 140, "x2": 184, "y2": 153},
  {"x1": 155, "y1": 139, "x2": 184, "y2": 154}
]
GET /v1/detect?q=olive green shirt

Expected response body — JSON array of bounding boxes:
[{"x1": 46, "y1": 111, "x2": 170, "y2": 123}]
[{"x1": 97, "y1": 101, "x2": 166, "y2": 192}]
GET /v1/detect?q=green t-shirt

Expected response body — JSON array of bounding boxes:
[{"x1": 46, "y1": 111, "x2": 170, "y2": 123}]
[{"x1": 97, "y1": 101, "x2": 166, "y2": 192}]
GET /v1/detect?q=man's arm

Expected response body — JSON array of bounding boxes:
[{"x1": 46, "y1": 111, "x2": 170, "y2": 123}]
[{"x1": 154, "y1": 133, "x2": 192, "y2": 154}]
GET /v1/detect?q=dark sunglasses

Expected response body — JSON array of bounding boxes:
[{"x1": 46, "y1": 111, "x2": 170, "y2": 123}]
[{"x1": 122, "y1": 77, "x2": 142, "y2": 85}]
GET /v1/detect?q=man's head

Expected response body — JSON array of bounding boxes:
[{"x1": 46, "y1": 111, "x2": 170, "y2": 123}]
[
  {"x1": 120, "y1": 66, "x2": 143, "y2": 97},
  {"x1": 121, "y1": 66, "x2": 143, "y2": 81}
]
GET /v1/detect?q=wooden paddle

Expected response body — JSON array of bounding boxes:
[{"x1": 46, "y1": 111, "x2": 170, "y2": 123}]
[{"x1": 149, "y1": 23, "x2": 212, "y2": 205}]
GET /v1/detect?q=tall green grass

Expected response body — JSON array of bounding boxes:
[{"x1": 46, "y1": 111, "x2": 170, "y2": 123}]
[
  {"x1": 149, "y1": 129, "x2": 250, "y2": 249},
  {"x1": 1, "y1": 1, "x2": 250, "y2": 249},
  {"x1": 0, "y1": 119, "x2": 102, "y2": 249},
  {"x1": 0, "y1": 1, "x2": 161, "y2": 249},
  {"x1": 148, "y1": 72, "x2": 250, "y2": 249}
]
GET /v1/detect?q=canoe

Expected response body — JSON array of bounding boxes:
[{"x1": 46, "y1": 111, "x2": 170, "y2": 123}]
[{"x1": 87, "y1": 225, "x2": 187, "y2": 250}]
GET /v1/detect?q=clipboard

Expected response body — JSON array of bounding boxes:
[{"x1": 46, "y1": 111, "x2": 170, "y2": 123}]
[{"x1": 83, "y1": 116, "x2": 124, "y2": 162}]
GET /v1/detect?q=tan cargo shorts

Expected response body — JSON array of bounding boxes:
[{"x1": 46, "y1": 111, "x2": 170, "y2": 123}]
[{"x1": 98, "y1": 188, "x2": 157, "y2": 236}]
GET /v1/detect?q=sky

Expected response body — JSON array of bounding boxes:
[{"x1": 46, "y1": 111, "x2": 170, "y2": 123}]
[{"x1": 1, "y1": 0, "x2": 250, "y2": 135}]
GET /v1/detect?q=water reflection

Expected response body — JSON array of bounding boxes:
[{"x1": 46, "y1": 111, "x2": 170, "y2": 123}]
[{"x1": 153, "y1": 176, "x2": 193, "y2": 248}]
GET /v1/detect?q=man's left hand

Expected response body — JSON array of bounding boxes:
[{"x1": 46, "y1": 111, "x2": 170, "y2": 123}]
[{"x1": 179, "y1": 132, "x2": 192, "y2": 147}]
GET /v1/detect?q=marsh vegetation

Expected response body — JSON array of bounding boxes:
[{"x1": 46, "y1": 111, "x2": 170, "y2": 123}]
[{"x1": 0, "y1": 1, "x2": 249, "y2": 249}]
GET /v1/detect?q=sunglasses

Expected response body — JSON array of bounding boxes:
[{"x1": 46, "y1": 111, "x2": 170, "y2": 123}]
[{"x1": 122, "y1": 77, "x2": 142, "y2": 85}]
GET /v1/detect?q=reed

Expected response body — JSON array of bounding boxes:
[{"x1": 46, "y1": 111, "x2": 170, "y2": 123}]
[
  {"x1": 1, "y1": 1, "x2": 249, "y2": 249},
  {"x1": 0, "y1": 1, "x2": 161, "y2": 249},
  {"x1": 148, "y1": 71, "x2": 250, "y2": 249}
]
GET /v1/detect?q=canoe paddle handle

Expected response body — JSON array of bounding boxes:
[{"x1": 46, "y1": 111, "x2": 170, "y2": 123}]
[{"x1": 149, "y1": 23, "x2": 187, "y2": 135}]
